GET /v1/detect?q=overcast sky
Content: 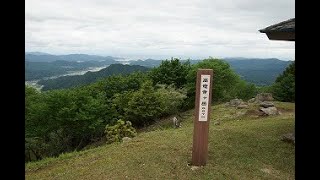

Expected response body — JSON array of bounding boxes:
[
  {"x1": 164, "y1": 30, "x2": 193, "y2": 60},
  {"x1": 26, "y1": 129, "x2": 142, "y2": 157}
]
[{"x1": 25, "y1": 0, "x2": 295, "y2": 60}]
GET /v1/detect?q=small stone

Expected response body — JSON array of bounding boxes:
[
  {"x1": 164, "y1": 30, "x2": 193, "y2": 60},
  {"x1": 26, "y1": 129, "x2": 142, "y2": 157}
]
[
  {"x1": 281, "y1": 133, "x2": 295, "y2": 144},
  {"x1": 191, "y1": 166, "x2": 200, "y2": 171},
  {"x1": 214, "y1": 121, "x2": 220, "y2": 125},
  {"x1": 122, "y1": 137, "x2": 132, "y2": 142}
]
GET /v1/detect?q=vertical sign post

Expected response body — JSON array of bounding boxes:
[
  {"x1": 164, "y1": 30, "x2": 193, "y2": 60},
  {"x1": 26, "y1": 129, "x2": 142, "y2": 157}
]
[{"x1": 192, "y1": 69, "x2": 213, "y2": 166}]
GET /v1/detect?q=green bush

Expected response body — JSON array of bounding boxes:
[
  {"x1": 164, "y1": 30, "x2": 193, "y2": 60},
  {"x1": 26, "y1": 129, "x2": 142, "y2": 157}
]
[
  {"x1": 124, "y1": 81, "x2": 163, "y2": 126},
  {"x1": 271, "y1": 61, "x2": 295, "y2": 102},
  {"x1": 155, "y1": 84, "x2": 187, "y2": 115},
  {"x1": 105, "y1": 120, "x2": 137, "y2": 144}
]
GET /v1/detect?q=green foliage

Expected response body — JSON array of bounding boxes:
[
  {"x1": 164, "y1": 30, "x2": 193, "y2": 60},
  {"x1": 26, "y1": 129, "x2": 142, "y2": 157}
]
[
  {"x1": 46, "y1": 89, "x2": 108, "y2": 146},
  {"x1": 111, "y1": 83, "x2": 187, "y2": 127},
  {"x1": 25, "y1": 87, "x2": 110, "y2": 162},
  {"x1": 124, "y1": 81, "x2": 163, "y2": 126},
  {"x1": 155, "y1": 84, "x2": 187, "y2": 115},
  {"x1": 105, "y1": 120, "x2": 137, "y2": 144},
  {"x1": 271, "y1": 61, "x2": 295, "y2": 102},
  {"x1": 184, "y1": 57, "x2": 241, "y2": 109},
  {"x1": 25, "y1": 137, "x2": 49, "y2": 162},
  {"x1": 149, "y1": 58, "x2": 191, "y2": 88},
  {"x1": 101, "y1": 72, "x2": 148, "y2": 99},
  {"x1": 256, "y1": 85, "x2": 273, "y2": 94},
  {"x1": 230, "y1": 80, "x2": 258, "y2": 100},
  {"x1": 25, "y1": 86, "x2": 49, "y2": 138},
  {"x1": 111, "y1": 91, "x2": 134, "y2": 120}
]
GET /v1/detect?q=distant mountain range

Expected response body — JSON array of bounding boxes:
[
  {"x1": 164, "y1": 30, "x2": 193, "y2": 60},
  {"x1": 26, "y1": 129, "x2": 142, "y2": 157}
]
[
  {"x1": 38, "y1": 64, "x2": 150, "y2": 91},
  {"x1": 25, "y1": 52, "x2": 293, "y2": 87},
  {"x1": 25, "y1": 53, "x2": 123, "y2": 62},
  {"x1": 223, "y1": 58, "x2": 292, "y2": 85}
]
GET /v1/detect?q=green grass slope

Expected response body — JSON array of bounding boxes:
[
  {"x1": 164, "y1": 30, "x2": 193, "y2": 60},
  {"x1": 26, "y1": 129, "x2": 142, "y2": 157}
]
[{"x1": 26, "y1": 102, "x2": 295, "y2": 180}]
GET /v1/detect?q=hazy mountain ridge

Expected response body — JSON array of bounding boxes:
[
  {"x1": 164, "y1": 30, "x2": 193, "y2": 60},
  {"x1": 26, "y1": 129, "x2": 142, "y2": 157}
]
[
  {"x1": 25, "y1": 60, "x2": 119, "y2": 81},
  {"x1": 223, "y1": 58, "x2": 293, "y2": 85},
  {"x1": 38, "y1": 64, "x2": 150, "y2": 91},
  {"x1": 25, "y1": 53, "x2": 122, "y2": 62}
]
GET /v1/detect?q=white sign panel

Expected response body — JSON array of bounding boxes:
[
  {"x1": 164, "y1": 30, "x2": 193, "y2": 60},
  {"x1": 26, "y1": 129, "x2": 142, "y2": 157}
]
[{"x1": 198, "y1": 75, "x2": 211, "y2": 121}]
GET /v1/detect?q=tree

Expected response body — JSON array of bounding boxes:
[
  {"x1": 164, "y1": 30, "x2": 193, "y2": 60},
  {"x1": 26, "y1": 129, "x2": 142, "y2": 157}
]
[
  {"x1": 184, "y1": 58, "x2": 241, "y2": 109},
  {"x1": 149, "y1": 58, "x2": 191, "y2": 88},
  {"x1": 271, "y1": 61, "x2": 295, "y2": 102},
  {"x1": 230, "y1": 80, "x2": 258, "y2": 100},
  {"x1": 93, "y1": 72, "x2": 148, "y2": 99},
  {"x1": 124, "y1": 81, "x2": 163, "y2": 127}
]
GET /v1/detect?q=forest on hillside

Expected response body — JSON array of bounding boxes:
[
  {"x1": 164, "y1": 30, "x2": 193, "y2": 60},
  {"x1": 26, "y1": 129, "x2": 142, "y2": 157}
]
[{"x1": 25, "y1": 58, "x2": 295, "y2": 162}]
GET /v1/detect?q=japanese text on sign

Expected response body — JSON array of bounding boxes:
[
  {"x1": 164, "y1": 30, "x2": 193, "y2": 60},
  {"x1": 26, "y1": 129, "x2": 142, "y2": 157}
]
[{"x1": 198, "y1": 75, "x2": 210, "y2": 121}]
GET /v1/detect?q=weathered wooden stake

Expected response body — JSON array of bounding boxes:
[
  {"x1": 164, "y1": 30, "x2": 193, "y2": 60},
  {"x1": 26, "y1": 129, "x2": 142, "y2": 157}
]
[{"x1": 192, "y1": 69, "x2": 213, "y2": 166}]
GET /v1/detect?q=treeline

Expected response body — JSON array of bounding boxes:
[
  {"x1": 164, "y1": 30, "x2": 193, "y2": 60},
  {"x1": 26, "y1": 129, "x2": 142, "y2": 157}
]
[{"x1": 26, "y1": 58, "x2": 294, "y2": 162}]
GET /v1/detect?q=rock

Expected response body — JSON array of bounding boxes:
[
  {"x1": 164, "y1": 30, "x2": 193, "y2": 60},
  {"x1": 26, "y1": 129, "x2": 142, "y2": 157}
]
[
  {"x1": 237, "y1": 104, "x2": 249, "y2": 109},
  {"x1": 248, "y1": 98, "x2": 256, "y2": 103},
  {"x1": 259, "y1": 107, "x2": 279, "y2": 116},
  {"x1": 173, "y1": 116, "x2": 181, "y2": 128},
  {"x1": 122, "y1": 137, "x2": 132, "y2": 142},
  {"x1": 229, "y1": 98, "x2": 243, "y2": 107},
  {"x1": 259, "y1": 101, "x2": 274, "y2": 108},
  {"x1": 255, "y1": 93, "x2": 274, "y2": 102},
  {"x1": 190, "y1": 166, "x2": 201, "y2": 171},
  {"x1": 214, "y1": 121, "x2": 220, "y2": 125},
  {"x1": 281, "y1": 133, "x2": 295, "y2": 144}
]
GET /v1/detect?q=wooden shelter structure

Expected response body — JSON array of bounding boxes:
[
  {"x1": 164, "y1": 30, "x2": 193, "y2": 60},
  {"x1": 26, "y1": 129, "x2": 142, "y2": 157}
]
[{"x1": 259, "y1": 18, "x2": 295, "y2": 41}]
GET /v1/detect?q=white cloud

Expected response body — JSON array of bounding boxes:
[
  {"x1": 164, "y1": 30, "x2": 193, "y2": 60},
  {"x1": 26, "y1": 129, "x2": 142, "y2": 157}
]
[{"x1": 25, "y1": 0, "x2": 295, "y2": 60}]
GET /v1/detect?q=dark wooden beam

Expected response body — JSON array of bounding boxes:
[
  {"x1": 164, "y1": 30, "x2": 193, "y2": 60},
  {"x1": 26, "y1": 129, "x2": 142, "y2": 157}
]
[{"x1": 265, "y1": 32, "x2": 295, "y2": 41}]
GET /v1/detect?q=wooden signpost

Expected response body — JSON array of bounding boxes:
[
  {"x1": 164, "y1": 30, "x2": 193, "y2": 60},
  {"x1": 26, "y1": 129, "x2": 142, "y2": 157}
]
[{"x1": 192, "y1": 69, "x2": 213, "y2": 166}]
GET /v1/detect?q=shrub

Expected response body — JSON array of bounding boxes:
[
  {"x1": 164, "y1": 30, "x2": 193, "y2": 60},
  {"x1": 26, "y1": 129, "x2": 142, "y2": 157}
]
[
  {"x1": 105, "y1": 119, "x2": 137, "y2": 144},
  {"x1": 124, "y1": 81, "x2": 163, "y2": 126}
]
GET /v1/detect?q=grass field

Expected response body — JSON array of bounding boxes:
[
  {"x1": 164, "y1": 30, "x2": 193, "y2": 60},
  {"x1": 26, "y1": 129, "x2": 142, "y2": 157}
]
[{"x1": 26, "y1": 102, "x2": 295, "y2": 179}]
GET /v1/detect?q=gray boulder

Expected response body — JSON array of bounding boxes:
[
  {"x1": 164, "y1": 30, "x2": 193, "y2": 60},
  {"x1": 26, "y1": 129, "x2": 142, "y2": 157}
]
[
  {"x1": 260, "y1": 107, "x2": 279, "y2": 115},
  {"x1": 255, "y1": 93, "x2": 274, "y2": 102},
  {"x1": 229, "y1": 98, "x2": 243, "y2": 107},
  {"x1": 237, "y1": 104, "x2": 249, "y2": 109},
  {"x1": 248, "y1": 98, "x2": 256, "y2": 103},
  {"x1": 259, "y1": 101, "x2": 274, "y2": 108},
  {"x1": 281, "y1": 133, "x2": 295, "y2": 144}
]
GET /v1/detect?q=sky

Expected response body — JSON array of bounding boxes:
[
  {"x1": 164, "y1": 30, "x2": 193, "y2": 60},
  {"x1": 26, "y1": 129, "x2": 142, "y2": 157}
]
[{"x1": 25, "y1": 0, "x2": 295, "y2": 60}]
